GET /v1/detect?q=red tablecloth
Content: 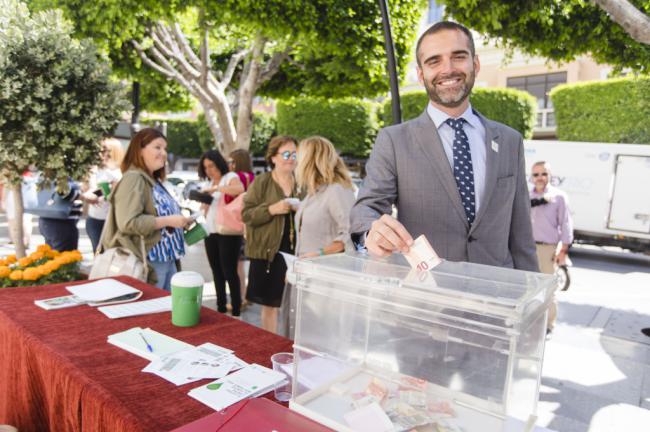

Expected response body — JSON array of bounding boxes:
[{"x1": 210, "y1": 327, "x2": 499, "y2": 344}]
[{"x1": 0, "y1": 276, "x2": 293, "y2": 432}]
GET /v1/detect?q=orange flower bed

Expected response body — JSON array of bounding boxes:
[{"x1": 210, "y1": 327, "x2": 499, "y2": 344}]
[{"x1": 0, "y1": 244, "x2": 82, "y2": 288}]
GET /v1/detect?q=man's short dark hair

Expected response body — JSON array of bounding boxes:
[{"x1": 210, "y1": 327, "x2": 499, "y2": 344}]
[{"x1": 416, "y1": 21, "x2": 475, "y2": 67}]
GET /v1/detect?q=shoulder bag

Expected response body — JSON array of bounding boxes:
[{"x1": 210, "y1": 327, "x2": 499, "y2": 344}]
[{"x1": 88, "y1": 236, "x2": 148, "y2": 281}]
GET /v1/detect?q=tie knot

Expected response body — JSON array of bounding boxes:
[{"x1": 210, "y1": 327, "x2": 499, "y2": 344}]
[{"x1": 445, "y1": 118, "x2": 465, "y2": 131}]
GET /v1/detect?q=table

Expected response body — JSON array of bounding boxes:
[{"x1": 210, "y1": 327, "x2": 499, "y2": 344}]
[{"x1": 0, "y1": 276, "x2": 293, "y2": 432}]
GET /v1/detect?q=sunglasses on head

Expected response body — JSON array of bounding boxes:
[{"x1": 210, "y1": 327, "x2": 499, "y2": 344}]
[
  {"x1": 278, "y1": 150, "x2": 297, "y2": 161},
  {"x1": 532, "y1": 173, "x2": 548, "y2": 177}
]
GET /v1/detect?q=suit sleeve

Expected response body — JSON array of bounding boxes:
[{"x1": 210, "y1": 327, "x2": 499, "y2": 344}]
[
  {"x1": 349, "y1": 129, "x2": 399, "y2": 234},
  {"x1": 509, "y1": 137, "x2": 540, "y2": 272}
]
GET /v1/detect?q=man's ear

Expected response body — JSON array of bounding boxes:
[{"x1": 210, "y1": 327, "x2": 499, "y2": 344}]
[
  {"x1": 473, "y1": 54, "x2": 480, "y2": 75},
  {"x1": 416, "y1": 66, "x2": 424, "y2": 85}
]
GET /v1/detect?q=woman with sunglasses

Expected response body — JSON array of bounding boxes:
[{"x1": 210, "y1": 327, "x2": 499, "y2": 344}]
[{"x1": 242, "y1": 136, "x2": 303, "y2": 333}]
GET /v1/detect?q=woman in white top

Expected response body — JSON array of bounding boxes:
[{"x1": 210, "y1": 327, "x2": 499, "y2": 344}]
[
  {"x1": 82, "y1": 138, "x2": 124, "y2": 252},
  {"x1": 198, "y1": 149, "x2": 245, "y2": 316},
  {"x1": 295, "y1": 136, "x2": 356, "y2": 258}
]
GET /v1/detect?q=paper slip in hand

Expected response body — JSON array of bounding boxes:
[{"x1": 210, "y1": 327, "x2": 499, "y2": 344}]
[
  {"x1": 404, "y1": 235, "x2": 442, "y2": 271},
  {"x1": 188, "y1": 364, "x2": 287, "y2": 411}
]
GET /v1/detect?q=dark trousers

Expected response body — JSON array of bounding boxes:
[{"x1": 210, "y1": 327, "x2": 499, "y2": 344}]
[
  {"x1": 38, "y1": 218, "x2": 79, "y2": 252},
  {"x1": 204, "y1": 233, "x2": 243, "y2": 315},
  {"x1": 85, "y1": 216, "x2": 105, "y2": 253}
]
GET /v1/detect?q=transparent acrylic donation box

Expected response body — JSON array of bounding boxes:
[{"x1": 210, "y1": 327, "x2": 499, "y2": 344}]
[{"x1": 289, "y1": 253, "x2": 555, "y2": 432}]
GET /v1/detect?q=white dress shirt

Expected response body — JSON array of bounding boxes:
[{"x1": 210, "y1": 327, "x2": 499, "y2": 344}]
[{"x1": 427, "y1": 103, "x2": 487, "y2": 212}]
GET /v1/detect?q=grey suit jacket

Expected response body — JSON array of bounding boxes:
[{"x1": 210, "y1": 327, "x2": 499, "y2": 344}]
[{"x1": 350, "y1": 109, "x2": 539, "y2": 271}]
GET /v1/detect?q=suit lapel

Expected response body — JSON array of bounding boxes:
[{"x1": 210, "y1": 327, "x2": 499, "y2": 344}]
[
  {"x1": 470, "y1": 112, "x2": 499, "y2": 234},
  {"x1": 412, "y1": 111, "x2": 469, "y2": 228}
]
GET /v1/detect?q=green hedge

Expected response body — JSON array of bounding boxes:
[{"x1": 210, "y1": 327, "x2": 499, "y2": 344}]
[
  {"x1": 249, "y1": 111, "x2": 277, "y2": 156},
  {"x1": 550, "y1": 77, "x2": 650, "y2": 143},
  {"x1": 144, "y1": 117, "x2": 209, "y2": 158},
  {"x1": 381, "y1": 88, "x2": 537, "y2": 138},
  {"x1": 145, "y1": 112, "x2": 277, "y2": 158},
  {"x1": 276, "y1": 97, "x2": 379, "y2": 157}
]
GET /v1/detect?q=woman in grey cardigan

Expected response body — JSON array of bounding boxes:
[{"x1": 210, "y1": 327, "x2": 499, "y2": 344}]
[
  {"x1": 280, "y1": 136, "x2": 356, "y2": 338},
  {"x1": 294, "y1": 136, "x2": 356, "y2": 258}
]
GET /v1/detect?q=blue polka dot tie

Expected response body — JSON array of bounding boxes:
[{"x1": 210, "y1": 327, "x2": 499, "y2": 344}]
[{"x1": 445, "y1": 118, "x2": 476, "y2": 225}]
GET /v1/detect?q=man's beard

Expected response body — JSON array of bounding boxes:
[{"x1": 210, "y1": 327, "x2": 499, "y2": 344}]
[{"x1": 423, "y1": 70, "x2": 476, "y2": 108}]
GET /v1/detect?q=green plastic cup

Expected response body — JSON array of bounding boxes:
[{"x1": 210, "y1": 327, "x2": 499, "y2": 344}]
[
  {"x1": 184, "y1": 223, "x2": 208, "y2": 246},
  {"x1": 98, "y1": 181, "x2": 111, "y2": 197},
  {"x1": 171, "y1": 271, "x2": 204, "y2": 327}
]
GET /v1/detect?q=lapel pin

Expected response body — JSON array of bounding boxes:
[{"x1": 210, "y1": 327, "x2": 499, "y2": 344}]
[{"x1": 491, "y1": 140, "x2": 499, "y2": 153}]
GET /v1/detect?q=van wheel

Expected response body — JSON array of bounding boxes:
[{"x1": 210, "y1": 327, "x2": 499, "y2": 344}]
[{"x1": 556, "y1": 265, "x2": 570, "y2": 291}]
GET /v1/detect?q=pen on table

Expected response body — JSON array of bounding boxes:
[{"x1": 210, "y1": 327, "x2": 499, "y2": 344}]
[{"x1": 139, "y1": 332, "x2": 154, "y2": 352}]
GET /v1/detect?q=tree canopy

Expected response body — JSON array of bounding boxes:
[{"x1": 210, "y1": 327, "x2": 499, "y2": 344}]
[
  {"x1": 441, "y1": 0, "x2": 650, "y2": 73},
  {"x1": 0, "y1": 0, "x2": 128, "y2": 188},
  {"x1": 32, "y1": 0, "x2": 424, "y2": 105}
]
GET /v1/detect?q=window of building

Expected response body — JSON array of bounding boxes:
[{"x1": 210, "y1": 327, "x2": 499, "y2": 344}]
[{"x1": 506, "y1": 72, "x2": 567, "y2": 109}]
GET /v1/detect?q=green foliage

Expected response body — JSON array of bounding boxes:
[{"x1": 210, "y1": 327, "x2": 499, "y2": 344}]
[
  {"x1": 441, "y1": 0, "x2": 650, "y2": 73},
  {"x1": 470, "y1": 88, "x2": 537, "y2": 139},
  {"x1": 381, "y1": 88, "x2": 537, "y2": 138},
  {"x1": 249, "y1": 111, "x2": 277, "y2": 156},
  {"x1": 380, "y1": 90, "x2": 429, "y2": 125},
  {"x1": 31, "y1": 0, "x2": 425, "y2": 100},
  {"x1": 143, "y1": 117, "x2": 210, "y2": 159},
  {"x1": 277, "y1": 97, "x2": 379, "y2": 157},
  {"x1": 550, "y1": 77, "x2": 650, "y2": 143},
  {"x1": 145, "y1": 111, "x2": 277, "y2": 158},
  {"x1": 0, "y1": 0, "x2": 129, "y2": 190}
]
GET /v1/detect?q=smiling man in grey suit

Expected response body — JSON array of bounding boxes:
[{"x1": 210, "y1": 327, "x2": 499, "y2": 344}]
[{"x1": 350, "y1": 21, "x2": 538, "y2": 271}]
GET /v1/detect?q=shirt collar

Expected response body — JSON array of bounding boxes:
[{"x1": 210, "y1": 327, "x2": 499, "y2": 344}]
[{"x1": 426, "y1": 103, "x2": 482, "y2": 132}]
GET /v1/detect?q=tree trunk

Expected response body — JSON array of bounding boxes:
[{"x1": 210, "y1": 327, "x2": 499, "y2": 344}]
[
  {"x1": 202, "y1": 107, "x2": 223, "y2": 151},
  {"x1": 212, "y1": 91, "x2": 237, "y2": 154},
  {"x1": 236, "y1": 36, "x2": 266, "y2": 151},
  {"x1": 593, "y1": 0, "x2": 650, "y2": 45},
  {"x1": 9, "y1": 184, "x2": 26, "y2": 258}
]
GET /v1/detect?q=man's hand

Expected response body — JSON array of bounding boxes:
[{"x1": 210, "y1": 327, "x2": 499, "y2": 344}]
[
  {"x1": 366, "y1": 214, "x2": 414, "y2": 257},
  {"x1": 555, "y1": 249, "x2": 568, "y2": 266}
]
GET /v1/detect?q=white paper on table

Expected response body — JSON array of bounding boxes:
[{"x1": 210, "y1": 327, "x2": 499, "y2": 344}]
[
  {"x1": 142, "y1": 343, "x2": 248, "y2": 386},
  {"x1": 107, "y1": 327, "x2": 194, "y2": 361},
  {"x1": 66, "y1": 278, "x2": 140, "y2": 302},
  {"x1": 187, "y1": 343, "x2": 248, "y2": 374},
  {"x1": 343, "y1": 402, "x2": 394, "y2": 432},
  {"x1": 98, "y1": 296, "x2": 172, "y2": 319},
  {"x1": 188, "y1": 364, "x2": 287, "y2": 411}
]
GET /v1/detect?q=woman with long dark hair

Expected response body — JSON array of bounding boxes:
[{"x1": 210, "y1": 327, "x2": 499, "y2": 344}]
[{"x1": 199, "y1": 149, "x2": 245, "y2": 316}]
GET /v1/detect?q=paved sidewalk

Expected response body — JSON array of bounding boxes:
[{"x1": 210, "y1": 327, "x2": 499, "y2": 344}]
[{"x1": 1, "y1": 214, "x2": 649, "y2": 431}]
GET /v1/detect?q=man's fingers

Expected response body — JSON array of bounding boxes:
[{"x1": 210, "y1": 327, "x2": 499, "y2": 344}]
[
  {"x1": 366, "y1": 238, "x2": 392, "y2": 258},
  {"x1": 374, "y1": 227, "x2": 408, "y2": 253},
  {"x1": 377, "y1": 215, "x2": 413, "y2": 251}
]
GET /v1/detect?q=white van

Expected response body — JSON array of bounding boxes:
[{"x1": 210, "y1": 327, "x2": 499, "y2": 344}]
[{"x1": 524, "y1": 140, "x2": 650, "y2": 253}]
